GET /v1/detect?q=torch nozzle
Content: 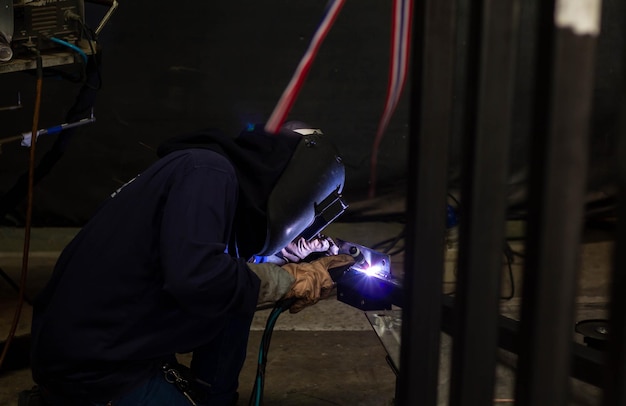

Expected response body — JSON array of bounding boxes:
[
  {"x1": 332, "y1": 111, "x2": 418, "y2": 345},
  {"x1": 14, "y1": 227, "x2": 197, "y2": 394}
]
[{"x1": 348, "y1": 246, "x2": 368, "y2": 268}]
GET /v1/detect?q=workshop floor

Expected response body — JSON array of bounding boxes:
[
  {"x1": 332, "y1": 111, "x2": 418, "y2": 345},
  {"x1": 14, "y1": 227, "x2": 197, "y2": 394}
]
[{"x1": 0, "y1": 194, "x2": 614, "y2": 405}]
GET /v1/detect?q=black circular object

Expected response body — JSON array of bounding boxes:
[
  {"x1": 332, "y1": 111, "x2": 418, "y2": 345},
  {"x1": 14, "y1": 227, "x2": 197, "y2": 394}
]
[{"x1": 575, "y1": 319, "x2": 609, "y2": 350}]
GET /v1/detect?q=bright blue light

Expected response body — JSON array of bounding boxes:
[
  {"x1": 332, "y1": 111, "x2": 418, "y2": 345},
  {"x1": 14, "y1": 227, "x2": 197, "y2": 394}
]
[{"x1": 360, "y1": 264, "x2": 383, "y2": 277}]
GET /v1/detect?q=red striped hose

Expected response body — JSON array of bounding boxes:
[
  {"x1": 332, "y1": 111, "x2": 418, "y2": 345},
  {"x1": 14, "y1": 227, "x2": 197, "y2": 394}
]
[{"x1": 264, "y1": 0, "x2": 346, "y2": 134}]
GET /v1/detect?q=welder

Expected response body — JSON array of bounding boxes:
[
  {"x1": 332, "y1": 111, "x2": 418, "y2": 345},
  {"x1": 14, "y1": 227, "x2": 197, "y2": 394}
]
[{"x1": 27, "y1": 122, "x2": 355, "y2": 406}]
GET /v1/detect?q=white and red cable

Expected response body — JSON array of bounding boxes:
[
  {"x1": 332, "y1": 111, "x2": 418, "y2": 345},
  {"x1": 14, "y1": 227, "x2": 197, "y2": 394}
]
[
  {"x1": 265, "y1": 0, "x2": 413, "y2": 199},
  {"x1": 369, "y1": 0, "x2": 413, "y2": 198},
  {"x1": 264, "y1": 0, "x2": 347, "y2": 134}
]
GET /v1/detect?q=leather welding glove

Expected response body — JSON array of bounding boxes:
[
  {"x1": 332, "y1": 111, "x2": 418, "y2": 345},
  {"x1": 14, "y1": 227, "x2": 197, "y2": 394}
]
[
  {"x1": 280, "y1": 236, "x2": 339, "y2": 263},
  {"x1": 281, "y1": 254, "x2": 355, "y2": 313},
  {"x1": 247, "y1": 263, "x2": 296, "y2": 309}
]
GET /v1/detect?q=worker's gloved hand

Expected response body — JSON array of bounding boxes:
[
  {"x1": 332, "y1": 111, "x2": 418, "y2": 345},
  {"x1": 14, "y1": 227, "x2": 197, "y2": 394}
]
[
  {"x1": 281, "y1": 254, "x2": 355, "y2": 313},
  {"x1": 280, "y1": 236, "x2": 339, "y2": 263}
]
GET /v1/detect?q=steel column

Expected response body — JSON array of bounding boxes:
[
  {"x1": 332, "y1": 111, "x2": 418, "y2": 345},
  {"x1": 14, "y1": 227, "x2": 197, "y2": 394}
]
[
  {"x1": 603, "y1": 2, "x2": 626, "y2": 401},
  {"x1": 515, "y1": 0, "x2": 602, "y2": 404},
  {"x1": 397, "y1": 0, "x2": 457, "y2": 404},
  {"x1": 449, "y1": 0, "x2": 520, "y2": 404}
]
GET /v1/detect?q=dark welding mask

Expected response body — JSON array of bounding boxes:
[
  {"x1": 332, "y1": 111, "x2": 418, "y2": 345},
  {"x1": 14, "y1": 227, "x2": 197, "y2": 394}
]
[{"x1": 254, "y1": 124, "x2": 348, "y2": 257}]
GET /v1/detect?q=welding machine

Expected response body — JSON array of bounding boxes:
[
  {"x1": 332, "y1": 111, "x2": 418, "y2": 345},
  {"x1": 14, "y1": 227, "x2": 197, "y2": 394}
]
[{"x1": 11, "y1": 0, "x2": 84, "y2": 52}]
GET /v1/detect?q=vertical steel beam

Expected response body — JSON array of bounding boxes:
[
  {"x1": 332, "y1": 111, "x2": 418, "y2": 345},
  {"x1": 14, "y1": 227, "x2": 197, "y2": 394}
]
[
  {"x1": 603, "y1": 3, "x2": 626, "y2": 402},
  {"x1": 449, "y1": 0, "x2": 520, "y2": 404},
  {"x1": 604, "y1": 108, "x2": 626, "y2": 404},
  {"x1": 397, "y1": 0, "x2": 457, "y2": 404},
  {"x1": 515, "y1": 1, "x2": 602, "y2": 405}
]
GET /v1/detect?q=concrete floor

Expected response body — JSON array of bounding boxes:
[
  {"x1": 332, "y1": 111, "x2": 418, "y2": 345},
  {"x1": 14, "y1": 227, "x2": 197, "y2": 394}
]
[{"x1": 0, "y1": 196, "x2": 614, "y2": 405}]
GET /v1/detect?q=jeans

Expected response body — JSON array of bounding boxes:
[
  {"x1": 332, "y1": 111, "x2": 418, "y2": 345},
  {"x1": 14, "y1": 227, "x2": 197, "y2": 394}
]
[
  {"x1": 42, "y1": 372, "x2": 211, "y2": 406},
  {"x1": 42, "y1": 313, "x2": 253, "y2": 406}
]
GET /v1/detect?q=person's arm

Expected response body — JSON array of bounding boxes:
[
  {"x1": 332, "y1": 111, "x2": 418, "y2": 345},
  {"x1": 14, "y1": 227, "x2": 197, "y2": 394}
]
[
  {"x1": 246, "y1": 263, "x2": 295, "y2": 309},
  {"x1": 248, "y1": 254, "x2": 355, "y2": 312}
]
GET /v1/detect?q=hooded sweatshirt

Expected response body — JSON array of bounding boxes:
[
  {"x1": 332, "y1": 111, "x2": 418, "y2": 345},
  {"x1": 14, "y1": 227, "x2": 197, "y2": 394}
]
[{"x1": 30, "y1": 126, "x2": 301, "y2": 401}]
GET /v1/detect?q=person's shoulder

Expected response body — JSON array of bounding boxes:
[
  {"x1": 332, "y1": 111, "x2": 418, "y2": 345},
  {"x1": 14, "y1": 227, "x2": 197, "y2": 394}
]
[{"x1": 173, "y1": 148, "x2": 235, "y2": 174}]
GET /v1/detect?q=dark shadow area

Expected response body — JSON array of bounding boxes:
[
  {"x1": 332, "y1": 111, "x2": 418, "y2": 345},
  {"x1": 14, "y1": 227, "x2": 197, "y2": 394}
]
[{"x1": 0, "y1": 0, "x2": 622, "y2": 227}]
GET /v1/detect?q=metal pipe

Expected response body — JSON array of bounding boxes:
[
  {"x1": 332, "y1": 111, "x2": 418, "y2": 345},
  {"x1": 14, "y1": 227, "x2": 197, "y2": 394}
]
[{"x1": 94, "y1": 0, "x2": 119, "y2": 36}]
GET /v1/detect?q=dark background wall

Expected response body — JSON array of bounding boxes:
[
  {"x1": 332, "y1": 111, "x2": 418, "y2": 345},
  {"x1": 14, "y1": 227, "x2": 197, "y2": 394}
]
[{"x1": 0, "y1": 0, "x2": 622, "y2": 226}]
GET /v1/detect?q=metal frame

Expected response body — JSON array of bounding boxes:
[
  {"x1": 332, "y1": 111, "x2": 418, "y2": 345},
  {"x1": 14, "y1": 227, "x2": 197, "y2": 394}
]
[
  {"x1": 515, "y1": 0, "x2": 600, "y2": 403},
  {"x1": 397, "y1": 0, "x2": 457, "y2": 404},
  {"x1": 399, "y1": 0, "x2": 608, "y2": 404},
  {"x1": 603, "y1": 2, "x2": 626, "y2": 403}
]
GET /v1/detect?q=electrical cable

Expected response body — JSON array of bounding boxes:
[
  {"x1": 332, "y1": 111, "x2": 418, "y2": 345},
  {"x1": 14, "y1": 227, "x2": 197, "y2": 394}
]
[
  {"x1": 0, "y1": 45, "x2": 101, "y2": 224},
  {"x1": 78, "y1": 21, "x2": 103, "y2": 90},
  {"x1": 49, "y1": 36, "x2": 88, "y2": 64},
  {"x1": 370, "y1": 227, "x2": 406, "y2": 257},
  {"x1": 447, "y1": 192, "x2": 461, "y2": 209},
  {"x1": 0, "y1": 266, "x2": 32, "y2": 305},
  {"x1": 441, "y1": 244, "x2": 517, "y2": 301},
  {"x1": 0, "y1": 48, "x2": 43, "y2": 370},
  {"x1": 362, "y1": 219, "x2": 517, "y2": 301},
  {"x1": 248, "y1": 299, "x2": 294, "y2": 406},
  {"x1": 368, "y1": 0, "x2": 413, "y2": 199},
  {"x1": 387, "y1": 246, "x2": 406, "y2": 257},
  {"x1": 501, "y1": 242, "x2": 516, "y2": 301},
  {"x1": 37, "y1": 23, "x2": 101, "y2": 88},
  {"x1": 264, "y1": 0, "x2": 346, "y2": 134},
  {"x1": 264, "y1": 0, "x2": 412, "y2": 194}
]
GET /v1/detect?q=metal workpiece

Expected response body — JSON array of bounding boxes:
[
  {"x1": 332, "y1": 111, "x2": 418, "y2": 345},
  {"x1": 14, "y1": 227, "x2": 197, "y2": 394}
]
[
  {"x1": 331, "y1": 239, "x2": 402, "y2": 311},
  {"x1": 366, "y1": 310, "x2": 403, "y2": 371},
  {"x1": 334, "y1": 239, "x2": 391, "y2": 277},
  {"x1": 336, "y1": 269, "x2": 402, "y2": 311}
]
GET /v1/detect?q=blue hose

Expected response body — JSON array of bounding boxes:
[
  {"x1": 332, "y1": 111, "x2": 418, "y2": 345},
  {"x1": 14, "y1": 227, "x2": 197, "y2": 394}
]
[{"x1": 49, "y1": 37, "x2": 88, "y2": 64}]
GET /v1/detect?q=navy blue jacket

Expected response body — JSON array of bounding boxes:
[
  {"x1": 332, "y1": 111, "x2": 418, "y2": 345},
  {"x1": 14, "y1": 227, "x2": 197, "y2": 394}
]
[{"x1": 30, "y1": 148, "x2": 262, "y2": 400}]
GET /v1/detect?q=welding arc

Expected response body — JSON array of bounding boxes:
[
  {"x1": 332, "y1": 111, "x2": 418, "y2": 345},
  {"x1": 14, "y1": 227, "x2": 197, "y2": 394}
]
[
  {"x1": 0, "y1": 51, "x2": 43, "y2": 370},
  {"x1": 264, "y1": 0, "x2": 346, "y2": 134}
]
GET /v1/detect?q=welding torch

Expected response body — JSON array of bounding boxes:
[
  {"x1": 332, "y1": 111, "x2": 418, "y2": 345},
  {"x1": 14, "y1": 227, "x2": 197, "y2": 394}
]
[{"x1": 328, "y1": 238, "x2": 404, "y2": 310}]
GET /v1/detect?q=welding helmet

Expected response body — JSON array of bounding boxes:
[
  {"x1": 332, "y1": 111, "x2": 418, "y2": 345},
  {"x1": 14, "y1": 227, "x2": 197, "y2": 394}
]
[{"x1": 254, "y1": 122, "x2": 348, "y2": 256}]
